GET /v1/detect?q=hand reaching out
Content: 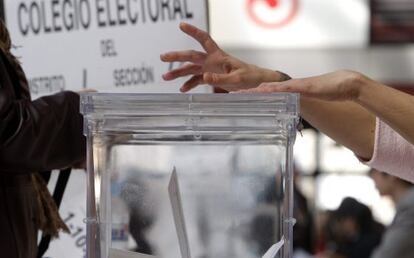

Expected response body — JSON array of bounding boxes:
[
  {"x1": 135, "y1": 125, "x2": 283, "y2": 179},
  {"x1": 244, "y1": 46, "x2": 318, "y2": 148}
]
[
  {"x1": 161, "y1": 22, "x2": 289, "y2": 92},
  {"x1": 238, "y1": 70, "x2": 366, "y2": 102}
]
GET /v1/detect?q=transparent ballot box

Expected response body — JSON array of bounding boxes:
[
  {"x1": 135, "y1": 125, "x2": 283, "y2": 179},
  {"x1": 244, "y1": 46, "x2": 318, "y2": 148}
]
[{"x1": 81, "y1": 93, "x2": 299, "y2": 258}]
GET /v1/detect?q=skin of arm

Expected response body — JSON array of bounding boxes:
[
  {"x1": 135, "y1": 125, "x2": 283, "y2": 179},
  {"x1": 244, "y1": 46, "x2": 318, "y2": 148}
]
[
  {"x1": 245, "y1": 71, "x2": 414, "y2": 147},
  {"x1": 356, "y1": 78, "x2": 414, "y2": 146},
  {"x1": 301, "y1": 97, "x2": 376, "y2": 160},
  {"x1": 161, "y1": 23, "x2": 413, "y2": 160}
]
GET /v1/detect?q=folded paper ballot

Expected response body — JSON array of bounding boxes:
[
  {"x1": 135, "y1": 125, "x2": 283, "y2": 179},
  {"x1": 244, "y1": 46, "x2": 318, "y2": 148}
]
[
  {"x1": 262, "y1": 238, "x2": 285, "y2": 258},
  {"x1": 168, "y1": 167, "x2": 192, "y2": 258},
  {"x1": 109, "y1": 248, "x2": 158, "y2": 258}
]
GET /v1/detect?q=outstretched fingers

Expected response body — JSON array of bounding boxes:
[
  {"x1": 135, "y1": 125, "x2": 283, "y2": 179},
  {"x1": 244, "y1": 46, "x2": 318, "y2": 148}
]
[
  {"x1": 179, "y1": 22, "x2": 220, "y2": 54},
  {"x1": 179, "y1": 71, "x2": 248, "y2": 92},
  {"x1": 160, "y1": 50, "x2": 206, "y2": 64},
  {"x1": 162, "y1": 64, "x2": 203, "y2": 81},
  {"x1": 180, "y1": 74, "x2": 205, "y2": 92}
]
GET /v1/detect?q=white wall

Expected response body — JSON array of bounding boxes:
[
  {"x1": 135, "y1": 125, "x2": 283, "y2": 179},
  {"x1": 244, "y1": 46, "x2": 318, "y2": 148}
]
[
  {"x1": 208, "y1": 0, "x2": 414, "y2": 84},
  {"x1": 226, "y1": 46, "x2": 414, "y2": 84}
]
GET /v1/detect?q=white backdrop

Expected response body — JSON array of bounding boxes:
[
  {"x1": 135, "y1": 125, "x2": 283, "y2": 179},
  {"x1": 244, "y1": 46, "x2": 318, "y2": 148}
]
[
  {"x1": 5, "y1": 0, "x2": 209, "y2": 98},
  {"x1": 210, "y1": 0, "x2": 369, "y2": 48}
]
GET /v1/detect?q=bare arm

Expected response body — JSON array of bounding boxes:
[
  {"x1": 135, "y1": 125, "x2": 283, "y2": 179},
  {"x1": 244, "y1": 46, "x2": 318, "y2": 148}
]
[
  {"x1": 357, "y1": 79, "x2": 414, "y2": 145},
  {"x1": 245, "y1": 71, "x2": 414, "y2": 147},
  {"x1": 301, "y1": 97, "x2": 376, "y2": 159},
  {"x1": 161, "y1": 24, "x2": 412, "y2": 161}
]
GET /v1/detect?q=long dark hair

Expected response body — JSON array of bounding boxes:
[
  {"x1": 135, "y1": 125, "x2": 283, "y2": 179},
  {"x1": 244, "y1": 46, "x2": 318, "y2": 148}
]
[
  {"x1": 0, "y1": 19, "x2": 31, "y2": 99},
  {"x1": 0, "y1": 19, "x2": 11, "y2": 52}
]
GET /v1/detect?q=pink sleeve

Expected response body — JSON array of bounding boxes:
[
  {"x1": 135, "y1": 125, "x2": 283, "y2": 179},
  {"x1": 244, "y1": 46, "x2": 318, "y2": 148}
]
[{"x1": 364, "y1": 118, "x2": 414, "y2": 182}]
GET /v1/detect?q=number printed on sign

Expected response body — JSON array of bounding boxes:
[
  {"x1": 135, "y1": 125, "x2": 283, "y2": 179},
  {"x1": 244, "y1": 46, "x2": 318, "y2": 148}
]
[{"x1": 62, "y1": 211, "x2": 87, "y2": 256}]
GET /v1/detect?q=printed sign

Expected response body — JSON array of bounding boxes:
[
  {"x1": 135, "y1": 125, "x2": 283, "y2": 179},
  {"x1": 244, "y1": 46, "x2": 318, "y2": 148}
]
[{"x1": 4, "y1": 0, "x2": 209, "y2": 97}]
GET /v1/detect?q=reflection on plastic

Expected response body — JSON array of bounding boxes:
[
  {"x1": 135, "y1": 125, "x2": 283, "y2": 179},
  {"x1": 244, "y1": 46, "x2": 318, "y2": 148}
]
[
  {"x1": 109, "y1": 248, "x2": 158, "y2": 258},
  {"x1": 168, "y1": 167, "x2": 192, "y2": 258},
  {"x1": 262, "y1": 238, "x2": 285, "y2": 258}
]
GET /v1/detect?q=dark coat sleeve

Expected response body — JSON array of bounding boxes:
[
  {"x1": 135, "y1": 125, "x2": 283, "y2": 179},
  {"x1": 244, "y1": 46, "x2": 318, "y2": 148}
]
[{"x1": 0, "y1": 54, "x2": 85, "y2": 174}]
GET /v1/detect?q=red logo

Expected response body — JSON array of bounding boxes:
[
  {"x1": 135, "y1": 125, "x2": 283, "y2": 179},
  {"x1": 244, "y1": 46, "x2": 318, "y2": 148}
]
[{"x1": 247, "y1": 0, "x2": 299, "y2": 29}]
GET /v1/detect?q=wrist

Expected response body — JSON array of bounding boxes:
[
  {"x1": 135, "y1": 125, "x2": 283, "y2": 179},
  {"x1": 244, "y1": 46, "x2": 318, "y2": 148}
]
[
  {"x1": 261, "y1": 68, "x2": 291, "y2": 82},
  {"x1": 339, "y1": 71, "x2": 370, "y2": 102},
  {"x1": 354, "y1": 74, "x2": 378, "y2": 105}
]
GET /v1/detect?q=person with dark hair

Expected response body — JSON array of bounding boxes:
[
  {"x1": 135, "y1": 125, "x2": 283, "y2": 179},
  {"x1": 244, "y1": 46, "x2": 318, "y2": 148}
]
[
  {"x1": 369, "y1": 169, "x2": 414, "y2": 258},
  {"x1": 293, "y1": 185, "x2": 313, "y2": 257},
  {"x1": 326, "y1": 197, "x2": 384, "y2": 258},
  {"x1": 250, "y1": 167, "x2": 313, "y2": 258},
  {"x1": 0, "y1": 20, "x2": 85, "y2": 257}
]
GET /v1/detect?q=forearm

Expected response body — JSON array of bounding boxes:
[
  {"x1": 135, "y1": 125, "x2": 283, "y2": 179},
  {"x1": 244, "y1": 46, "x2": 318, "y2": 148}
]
[
  {"x1": 301, "y1": 97, "x2": 376, "y2": 159},
  {"x1": 356, "y1": 78, "x2": 414, "y2": 145},
  {"x1": 0, "y1": 91, "x2": 85, "y2": 174}
]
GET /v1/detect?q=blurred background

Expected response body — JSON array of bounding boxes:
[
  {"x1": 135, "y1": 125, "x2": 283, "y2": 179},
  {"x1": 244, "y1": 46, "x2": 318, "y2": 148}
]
[
  {"x1": 209, "y1": 0, "x2": 414, "y2": 256},
  {"x1": 2, "y1": 0, "x2": 414, "y2": 257}
]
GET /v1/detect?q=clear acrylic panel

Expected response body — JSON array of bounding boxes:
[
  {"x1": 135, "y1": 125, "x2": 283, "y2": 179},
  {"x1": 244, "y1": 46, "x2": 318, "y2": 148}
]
[{"x1": 81, "y1": 93, "x2": 299, "y2": 258}]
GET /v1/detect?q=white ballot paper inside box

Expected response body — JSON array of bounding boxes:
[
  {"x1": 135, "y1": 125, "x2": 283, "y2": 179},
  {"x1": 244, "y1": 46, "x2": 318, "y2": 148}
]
[
  {"x1": 262, "y1": 238, "x2": 285, "y2": 258},
  {"x1": 168, "y1": 167, "x2": 192, "y2": 258}
]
